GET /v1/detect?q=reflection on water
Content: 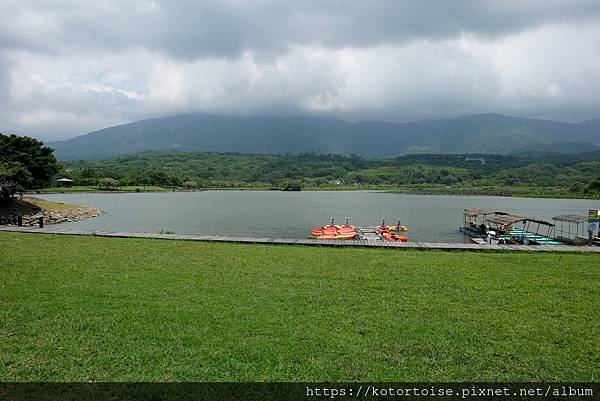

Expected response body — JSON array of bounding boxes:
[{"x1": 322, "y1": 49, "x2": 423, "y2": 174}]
[{"x1": 38, "y1": 191, "x2": 599, "y2": 243}]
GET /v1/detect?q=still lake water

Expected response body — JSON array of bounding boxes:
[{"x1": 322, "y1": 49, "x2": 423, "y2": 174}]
[{"x1": 38, "y1": 191, "x2": 599, "y2": 242}]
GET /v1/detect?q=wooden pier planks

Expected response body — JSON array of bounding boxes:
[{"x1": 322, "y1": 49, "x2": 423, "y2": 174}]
[{"x1": 1, "y1": 226, "x2": 600, "y2": 253}]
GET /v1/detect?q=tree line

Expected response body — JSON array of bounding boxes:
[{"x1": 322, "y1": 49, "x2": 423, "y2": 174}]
[
  {"x1": 2, "y1": 133, "x2": 600, "y2": 199},
  {"x1": 58, "y1": 150, "x2": 600, "y2": 195}
]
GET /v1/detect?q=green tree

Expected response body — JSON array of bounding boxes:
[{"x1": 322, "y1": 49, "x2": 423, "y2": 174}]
[
  {"x1": 586, "y1": 178, "x2": 600, "y2": 193},
  {"x1": 280, "y1": 180, "x2": 303, "y2": 191},
  {"x1": 0, "y1": 161, "x2": 32, "y2": 186},
  {"x1": 98, "y1": 177, "x2": 120, "y2": 190},
  {"x1": 0, "y1": 177, "x2": 17, "y2": 205},
  {"x1": 0, "y1": 133, "x2": 59, "y2": 188},
  {"x1": 0, "y1": 161, "x2": 31, "y2": 204},
  {"x1": 182, "y1": 180, "x2": 199, "y2": 190}
]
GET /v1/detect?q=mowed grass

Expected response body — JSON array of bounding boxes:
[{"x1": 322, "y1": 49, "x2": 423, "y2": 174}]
[{"x1": 1, "y1": 232, "x2": 598, "y2": 382}]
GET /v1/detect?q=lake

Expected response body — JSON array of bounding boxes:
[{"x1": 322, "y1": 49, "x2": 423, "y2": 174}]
[{"x1": 37, "y1": 191, "x2": 599, "y2": 242}]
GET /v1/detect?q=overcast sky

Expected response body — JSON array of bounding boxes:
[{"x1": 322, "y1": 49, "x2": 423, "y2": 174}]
[{"x1": 2, "y1": 0, "x2": 600, "y2": 141}]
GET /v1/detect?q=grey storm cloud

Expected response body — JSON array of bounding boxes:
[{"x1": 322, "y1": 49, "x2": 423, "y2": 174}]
[
  {"x1": 2, "y1": 0, "x2": 600, "y2": 140},
  {"x1": 4, "y1": 0, "x2": 600, "y2": 58}
]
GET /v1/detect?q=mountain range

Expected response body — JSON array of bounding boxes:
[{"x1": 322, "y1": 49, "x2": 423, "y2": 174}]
[{"x1": 48, "y1": 113, "x2": 600, "y2": 160}]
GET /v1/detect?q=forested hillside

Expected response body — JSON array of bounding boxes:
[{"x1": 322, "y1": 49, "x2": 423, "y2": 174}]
[
  {"x1": 49, "y1": 113, "x2": 600, "y2": 160},
  {"x1": 58, "y1": 151, "x2": 600, "y2": 197}
]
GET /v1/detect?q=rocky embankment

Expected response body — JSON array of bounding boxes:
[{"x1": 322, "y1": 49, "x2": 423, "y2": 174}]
[{"x1": 0, "y1": 206, "x2": 103, "y2": 226}]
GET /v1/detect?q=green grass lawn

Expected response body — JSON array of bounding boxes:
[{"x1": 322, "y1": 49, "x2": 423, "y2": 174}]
[{"x1": 1, "y1": 232, "x2": 598, "y2": 382}]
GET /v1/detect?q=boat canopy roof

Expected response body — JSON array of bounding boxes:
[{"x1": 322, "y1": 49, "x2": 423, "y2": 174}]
[
  {"x1": 486, "y1": 214, "x2": 528, "y2": 226},
  {"x1": 526, "y1": 218, "x2": 555, "y2": 226},
  {"x1": 486, "y1": 214, "x2": 555, "y2": 227},
  {"x1": 464, "y1": 208, "x2": 499, "y2": 217},
  {"x1": 552, "y1": 214, "x2": 588, "y2": 223}
]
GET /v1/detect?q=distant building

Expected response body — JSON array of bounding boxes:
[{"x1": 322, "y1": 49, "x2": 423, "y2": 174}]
[
  {"x1": 465, "y1": 157, "x2": 486, "y2": 164},
  {"x1": 56, "y1": 178, "x2": 74, "y2": 188}
]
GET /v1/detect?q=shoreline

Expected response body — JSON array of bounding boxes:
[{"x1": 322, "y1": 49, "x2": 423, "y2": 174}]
[{"x1": 0, "y1": 197, "x2": 103, "y2": 227}]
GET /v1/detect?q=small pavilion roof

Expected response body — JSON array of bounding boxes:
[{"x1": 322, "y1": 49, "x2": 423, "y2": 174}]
[{"x1": 56, "y1": 178, "x2": 74, "y2": 182}]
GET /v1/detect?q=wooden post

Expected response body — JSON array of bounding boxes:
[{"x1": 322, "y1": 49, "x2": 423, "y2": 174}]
[
  {"x1": 38, "y1": 216, "x2": 44, "y2": 228},
  {"x1": 17, "y1": 216, "x2": 22, "y2": 227}
]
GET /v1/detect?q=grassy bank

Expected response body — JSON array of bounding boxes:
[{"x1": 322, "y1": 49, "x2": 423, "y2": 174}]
[
  {"x1": 28, "y1": 184, "x2": 600, "y2": 199},
  {"x1": 1, "y1": 232, "x2": 598, "y2": 381},
  {"x1": 23, "y1": 196, "x2": 80, "y2": 211},
  {"x1": 31, "y1": 185, "x2": 170, "y2": 194},
  {"x1": 387, "y1": 185, "x2": 600, "y2": 199}
]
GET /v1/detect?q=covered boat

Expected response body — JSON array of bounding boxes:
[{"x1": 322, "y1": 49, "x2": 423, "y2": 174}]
[{"x1": 461, "y1": 209, "x2": 563, "y2": 245}]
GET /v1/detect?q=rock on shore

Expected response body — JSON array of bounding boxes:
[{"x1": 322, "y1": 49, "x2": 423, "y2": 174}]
[{"x1": 0, "y1": 206, "x2": 103, "y2": 226}]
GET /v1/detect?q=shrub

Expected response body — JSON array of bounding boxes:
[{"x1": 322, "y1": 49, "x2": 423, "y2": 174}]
[{"x1": 98, "y1": 177, "x2": 120, "y2": 190}]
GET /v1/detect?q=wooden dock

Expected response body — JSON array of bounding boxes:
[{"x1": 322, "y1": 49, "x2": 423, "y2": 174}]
[{"x1": 2, "y1": 225, "x2": 600, "y2": 253}]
